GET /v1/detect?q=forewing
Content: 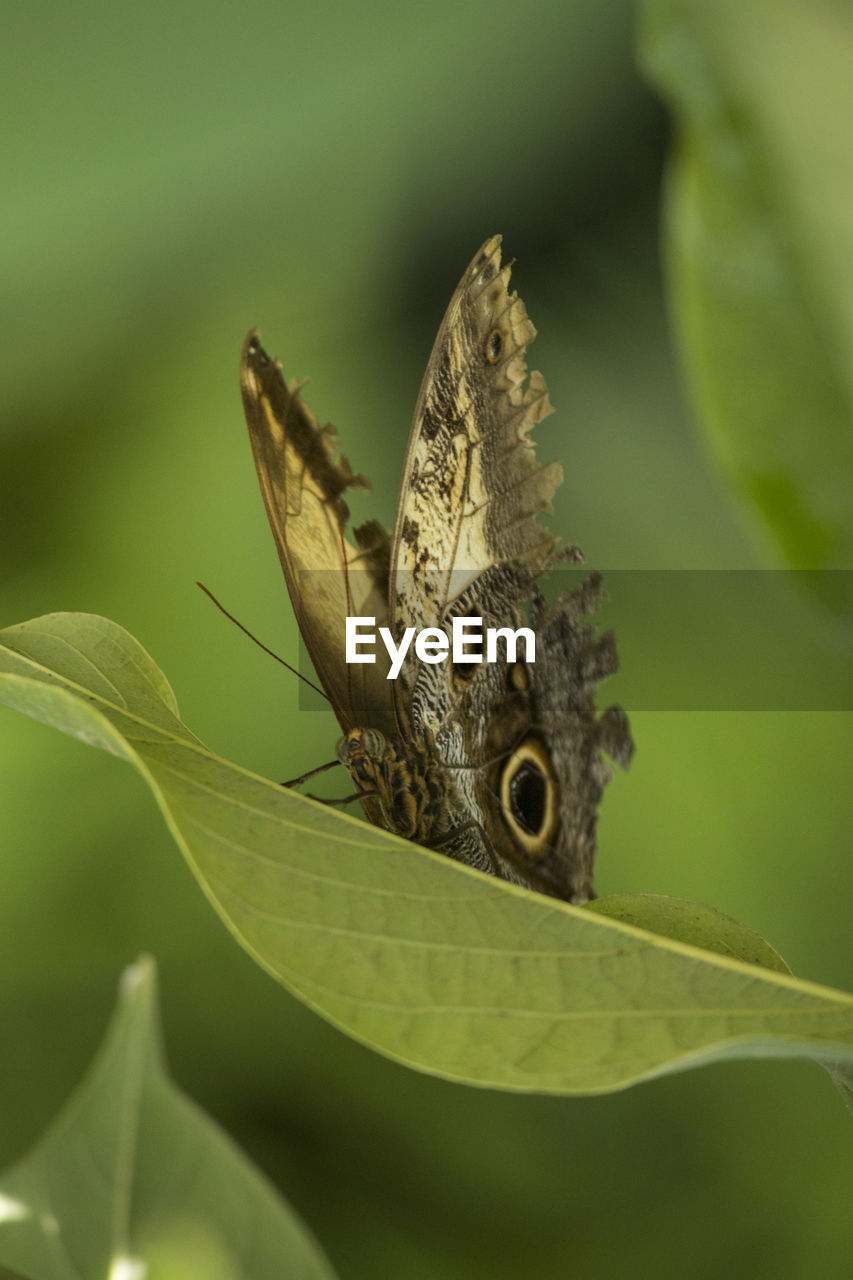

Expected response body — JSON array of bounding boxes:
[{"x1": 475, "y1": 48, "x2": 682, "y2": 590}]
[
  {"x1": 240, "y1": 331, "x2": 393, "y2": 734},
  {"x1": 390, "y1": 235, "x2": 561, "y2": 639}
]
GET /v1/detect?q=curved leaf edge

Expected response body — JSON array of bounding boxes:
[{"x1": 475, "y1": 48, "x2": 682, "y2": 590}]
[{"x1": 1, "y1": 616, "x2": 852, "y2": 1097}]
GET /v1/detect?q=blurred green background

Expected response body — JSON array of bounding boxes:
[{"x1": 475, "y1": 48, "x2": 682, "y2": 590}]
[{"x1": 2, "y1": 1, "x2": 851, "y2": 1276}]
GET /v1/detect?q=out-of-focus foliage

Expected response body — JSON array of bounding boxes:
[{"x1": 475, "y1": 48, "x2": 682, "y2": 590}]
[
  {"x1": 1, "y1": 1, "x2": 851, "y2": 1277},
  {"x1": 0, "y1": 960, "x2": 337, "y2": 1280},
  {"x1": 642, "y1": 0, "x2": 853, "y2": 610}
]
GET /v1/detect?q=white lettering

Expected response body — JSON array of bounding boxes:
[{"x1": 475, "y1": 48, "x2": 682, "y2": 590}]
[
  {"x1": 485, "y1": 626, "x2": 535, "y2": 664},
  {"x1": 452, "y1": 616, "x2": 483, "y2": 663},
  {"x1": 346, "y1": 617, "x2": 376, "y2": 663},
  {"x1": 345, "y1": 617, "x2": 536, "y2": 676},
  {"x1": 415, "y1": 628, "x2": 449, "y2": 663},
  {"x1": 378, "y1": 625, "x2": 416, "y2": 680}
]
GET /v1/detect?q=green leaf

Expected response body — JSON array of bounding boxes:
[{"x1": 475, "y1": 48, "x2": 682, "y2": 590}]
[
  {"x1": 587, "y1": 894, "x2": 791, "y2": 974},
  {"x1": 0, "y1": 957, "x2": 337, "y2": 1280},
  {"x1": 640, "y1": 0, "x2": 853, "y2": 600},
  {"x1": 2, "y1": 612, "x2": 853, "y2": 1096}
]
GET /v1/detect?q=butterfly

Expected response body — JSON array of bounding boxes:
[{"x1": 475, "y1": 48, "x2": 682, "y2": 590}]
[{"x1": 239, "y1": 236, "x2": 632, "y2": 902}]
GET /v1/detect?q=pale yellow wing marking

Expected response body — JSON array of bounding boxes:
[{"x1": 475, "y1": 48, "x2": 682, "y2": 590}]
[{"x1": 390, "y1": 235, "x2": 561, "y2": 641}]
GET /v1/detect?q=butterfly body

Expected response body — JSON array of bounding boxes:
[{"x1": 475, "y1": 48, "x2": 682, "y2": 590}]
[
  {"x1": 336, "y1": 725, "x2": 452, "y2": 843},
  {"x1": 240, "y1": 237, "x2": 631, "y2": 902}
]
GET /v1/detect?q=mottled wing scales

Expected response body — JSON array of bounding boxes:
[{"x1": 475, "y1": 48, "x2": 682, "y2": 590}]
[
  {"x1": 239, "y1": 242, "x2": 630, "y2": 907},
  {"x1": 240, "y1": 331, "x2": 394, "y2": 734},
  {"x1": 391, "y1": 235, "x2": 562, "y2": 639}
]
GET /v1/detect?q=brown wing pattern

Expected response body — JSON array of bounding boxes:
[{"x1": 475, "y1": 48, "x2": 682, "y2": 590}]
[
  {"x1": 239, "y1": 331, "x2": 394, "y2": 734},
  {"x1": 239, "y1": 243, "x2": 630, "y2": 906}
]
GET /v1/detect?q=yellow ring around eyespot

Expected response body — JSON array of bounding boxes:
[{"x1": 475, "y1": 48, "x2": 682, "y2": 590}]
[{"x1": 499, "y1": 736, "x2": 558, "y2": 858}]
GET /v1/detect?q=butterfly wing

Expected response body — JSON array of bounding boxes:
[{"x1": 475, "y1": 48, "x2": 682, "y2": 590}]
[
  {"x1": 389, "y1": 235, "x2": 561, "y2": 645},
  {"x1": 385, "y1": 238, "x2": 631, "y2": 901},
  {"x1": 239, "y1": 244, "x2": 630, "y2": 904},
  {"x1": 239, "y1": 331, "x2": 394, "y2": 735}
]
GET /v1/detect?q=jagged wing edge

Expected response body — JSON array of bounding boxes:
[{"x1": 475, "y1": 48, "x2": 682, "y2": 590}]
[
  {"x1": 239, "y1": 330, "x2": 394, "y2": 734},
  {"x1": 390, "y1": 235, "x2": 563, "y2": 646}
]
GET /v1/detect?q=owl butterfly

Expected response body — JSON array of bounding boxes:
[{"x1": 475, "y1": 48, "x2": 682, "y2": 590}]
[{"x1": 239, "y1": 235, "x2": 632, "y2": 903}]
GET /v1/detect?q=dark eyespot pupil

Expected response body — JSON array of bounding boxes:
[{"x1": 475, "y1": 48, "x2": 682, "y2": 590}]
[
  {"x1": 509, "y1": 760, "x2": 546, "y2": 836},
  {"x1": 487, "y1": 330, "x2": 502, "y2": 361}
]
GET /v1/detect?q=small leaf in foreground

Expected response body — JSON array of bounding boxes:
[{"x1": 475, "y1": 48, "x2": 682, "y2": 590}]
[{"x1": 0, "y1": 958, "x2": 337, "y2": 1280}]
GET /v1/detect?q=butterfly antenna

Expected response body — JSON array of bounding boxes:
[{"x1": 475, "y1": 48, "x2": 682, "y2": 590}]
[
  {"x1": 196, "y1": 581, "x2": 330, "y2": 703},
  {"x1": 283, "y1": 758, "x2": 341, "y2": 787}
]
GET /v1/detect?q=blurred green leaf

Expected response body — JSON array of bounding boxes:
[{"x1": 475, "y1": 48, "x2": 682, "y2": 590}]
[
  {"x1": 2, "y1": 612, "x2": 852, "y2": 1097},
  {"x1": 587, "y1": 893, "x2": 791, "y2": 973},
  {"x1": 640, "y1": 0, "x2": 853, "y2": 602},
  {"x1": 0, "y1": 957, "x2": 336, "y2": 1280}
]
